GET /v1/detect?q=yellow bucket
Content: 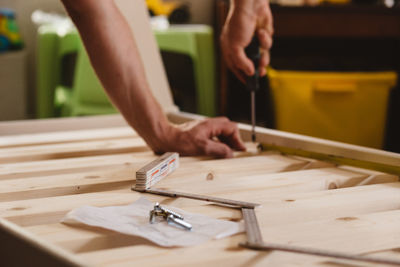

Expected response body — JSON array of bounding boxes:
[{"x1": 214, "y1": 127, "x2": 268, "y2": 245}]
[{"x1": 268, "y1": 69, "x2": 397, "y2": 148}]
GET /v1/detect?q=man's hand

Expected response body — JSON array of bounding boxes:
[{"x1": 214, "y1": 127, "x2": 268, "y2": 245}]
[
  {"x1": 154, "y1": 117, "x2": 246, "y2": 158},
  {"x1": 62, "y1": 0, "x2": 245, "y2": 159},
  {"x1": 220, "y1": 0, "x2": 273, "y2": 83}
]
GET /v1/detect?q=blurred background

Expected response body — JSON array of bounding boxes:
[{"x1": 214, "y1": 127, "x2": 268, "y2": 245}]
[{"x1": 0, "y1": 0, "x2": 399, "y2": 153}]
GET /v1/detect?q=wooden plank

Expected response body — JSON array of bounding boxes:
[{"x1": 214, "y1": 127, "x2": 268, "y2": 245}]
[
  {"x1": 0, "y1": 114, "x2": 127, "y2": 135},
  {"x1": 256, "y1": 183, "x2": 400, "y2": 229},
  {"x1": 1, "y1": 151, "x2": 389, "y2": 208},
  {"x1": 2, "y1": 179, "x2": 399, "y2": 228},
  {"x1": 0, "y1": 127, "x2": 136, "y2": 148},
  {"x1": 0, "y1": 167, "x2": 138, "y2": 202},
  {"x1": 0, "y1": 153, "x2": 315, "y2": 201},
  {"x1": 262, "y1": 209, "x2": 400, "y2": 255},
  {"x1": 0, "y1": 152, "x2": 156, "y2": 181},
  {"x1": 0, "y1": 137, "x2": 149, "y2": 163},
  {"x1": 155, "y1": 167, "x2": 398, "y2": 200}
]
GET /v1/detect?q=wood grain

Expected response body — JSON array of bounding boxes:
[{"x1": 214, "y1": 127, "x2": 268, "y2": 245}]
[{"x1": 0, "y1": 115, "x2": 399, "y2": 266}]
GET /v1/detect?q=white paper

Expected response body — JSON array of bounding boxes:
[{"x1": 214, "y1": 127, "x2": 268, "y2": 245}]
[{"x1": 61, "y1": 197, "x2": 243, "y2": 247}]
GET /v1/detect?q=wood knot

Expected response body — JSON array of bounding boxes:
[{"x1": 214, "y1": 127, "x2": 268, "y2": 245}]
[
  {"x1": 328, "y1": 182, "x2": 338, "y2": 190},
  {"x1": 85, "y1": 175, "x2": 100, "y2": 179},
  {"x1": 206, "y1": 172, "x2": 214, "y2": 181},
  {"x1": 9, "y1": 207, "x2": 26, "y2": 211},
  {"x1": 219, "y1": 217, "x2": 241, "y2": 222},
  {"x1": 336, "y1": 217, "x2": 358, "y2": 221},
  {"x1": 285, "y1": 199, "x2": 296, "y2": 202}
]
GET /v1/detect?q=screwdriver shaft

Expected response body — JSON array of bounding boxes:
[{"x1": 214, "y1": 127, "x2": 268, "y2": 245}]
[{"x1": 251, "y1": 90, "x2": 256, "y2": 142}]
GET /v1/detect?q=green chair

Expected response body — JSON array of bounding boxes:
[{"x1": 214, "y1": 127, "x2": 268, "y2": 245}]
[
  {"x1": 37, "y1": 25, "x2": 117, "y2": 117},
  {"x1": 36, "y1": 24, "x2": 63, "y2": 118},
  {"x1": 37, "y1": 24, "x2": 216, "y2": 117},
  {"x1": 55, "y1": 31, "x2": 117, "y2": 116},
  {"x1": 154, "y1": 25, "x2": 216, "y2": 116}
]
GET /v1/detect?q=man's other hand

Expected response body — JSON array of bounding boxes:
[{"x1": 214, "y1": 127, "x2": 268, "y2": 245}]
[
  {"x1": 155, "y1": 117, "x2": 246, "y2": 158},
  {"x1": 220, "y1": 0, "x2": 273, "y2": 83}
]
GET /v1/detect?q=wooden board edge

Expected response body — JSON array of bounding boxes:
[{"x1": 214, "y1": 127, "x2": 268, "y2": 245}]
[
  {"x1": 167, "y1": 112, "x2": 400, "y2": 175},
  {"x1": 0, "y1": 115, "x2": 128, "y2": 135},
  {"x1": 262, "y1": 144, "x2": 400, "y2": 176},
  {"x1": 0, "y1": 218, "x2": 89, "y2": 267}
]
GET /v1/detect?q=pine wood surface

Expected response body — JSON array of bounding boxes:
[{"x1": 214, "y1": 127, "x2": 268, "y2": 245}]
[{"x1": 1, "y1": 125, "x2": 399, "y2": 266}]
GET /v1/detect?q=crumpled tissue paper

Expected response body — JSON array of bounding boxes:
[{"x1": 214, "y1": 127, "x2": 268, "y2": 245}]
[{"x1": 61, "y1": 197, "x2": 243, "y2": 247}]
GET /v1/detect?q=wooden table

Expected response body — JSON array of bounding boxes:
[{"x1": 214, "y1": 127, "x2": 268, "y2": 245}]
[{"x1": 1, "y1": 114, "x2": 400, "y2": 266}]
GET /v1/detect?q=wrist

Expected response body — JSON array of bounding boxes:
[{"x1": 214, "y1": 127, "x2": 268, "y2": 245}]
[{"x1": 144, "y1": 119, "x2": 180, "y2": 154}]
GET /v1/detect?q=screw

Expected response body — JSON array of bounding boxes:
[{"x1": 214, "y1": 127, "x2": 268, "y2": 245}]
[
  {"x1": 160, "y1": 206, "x2": 184, "y2": 220},
  {"x1": 167, "y1": 214, "x2": 192, "y2": 231}
]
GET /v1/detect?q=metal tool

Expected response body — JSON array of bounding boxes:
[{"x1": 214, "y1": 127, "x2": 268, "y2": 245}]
[
  {"x1": 134, "y1": 187, "x2": 260, "y2": 209},
  {"x1": 156, "y1": 202, "x2": 184, "y2": 220},
  {"x1": 149, "y1": 202, "x2": 192, "y2": 231},
  {"x1": 245, "y1": 35, "x2": 261, "y2": 143}
]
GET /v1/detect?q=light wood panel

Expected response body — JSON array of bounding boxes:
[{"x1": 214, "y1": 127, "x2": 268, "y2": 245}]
[{"x1": 0, "y1": 116, "x2": 399, "y2": 266}]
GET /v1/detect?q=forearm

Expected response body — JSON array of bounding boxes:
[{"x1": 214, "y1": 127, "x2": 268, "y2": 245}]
[{"x1": 61, "y1": 0, "x2": 175, "y2": 152}]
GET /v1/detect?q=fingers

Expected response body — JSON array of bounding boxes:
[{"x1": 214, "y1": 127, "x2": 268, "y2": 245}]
[
  {"x1": 232, "y1": 47, "x2": 255, "y2": 77},
  {"x1": 203, "y1": 139, "x2": 233, "y2": 158},
  {"x1": 257, "y1": 28, "x2": 272, "y2": 77},
  {"x1": 170, "y1": 117, "x2": 246, "y2": 158},
  {"x1": 259, "y1": 49, "x2": 270, "y2": 76},
  {"x1": 257, "y1": 28, "x2": 273, "y2": 51},
  {"x1": 204, "y1": 117, "x2": 246, "y2": 152}
]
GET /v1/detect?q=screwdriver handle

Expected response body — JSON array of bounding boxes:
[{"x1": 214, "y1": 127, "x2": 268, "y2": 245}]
[{"x1": 245, "y1": 34, "x2": 260, "y2": 92}]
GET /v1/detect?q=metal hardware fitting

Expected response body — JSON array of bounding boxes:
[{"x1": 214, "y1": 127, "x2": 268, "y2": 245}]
[{"x1": 149, "y1": 202, "x2": 192, "y2": 231}]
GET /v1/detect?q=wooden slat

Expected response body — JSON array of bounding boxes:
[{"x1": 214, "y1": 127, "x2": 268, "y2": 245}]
[
  {"x1": 0, "y1": 127, "x2": 136, "y2": 148},
  {"x1": 0, "y1": 137, "x2": 149, "y2": 163},
  {"x1": 0, "y1": 114, "x2": 127, "y2": 135},
  {"x1": 2, "y1": 178, "x2": 399, "y2": 229},
  {"x1": 156, "y1": 166, "x2": 398, "y2": 200},
  {"x1": 0, "y1": 153, "x2": 317, "y2": 201},
  {"x1": 0, "y1": 152, "x2": 156, "y2": 181}
]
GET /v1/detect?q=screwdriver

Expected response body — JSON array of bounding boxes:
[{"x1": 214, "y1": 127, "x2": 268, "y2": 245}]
[{"x1": 245, "y1": 35, "x2": 260, "y2": 143}]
